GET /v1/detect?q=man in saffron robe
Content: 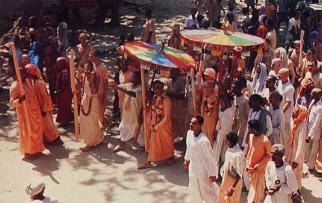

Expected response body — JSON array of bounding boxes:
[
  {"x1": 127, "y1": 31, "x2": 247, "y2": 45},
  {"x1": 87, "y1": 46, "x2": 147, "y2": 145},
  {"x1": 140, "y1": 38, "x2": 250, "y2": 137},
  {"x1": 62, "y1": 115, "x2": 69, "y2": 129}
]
[
  {"x1": 27, "y1": 64, "x2": 60, "y2": 144},
  {"x1": 138, "y1": 80, "x2": 174, "y2": 169},
  {"x1": 246, "y1": 119, "x2": 272, "y2": 203},
  {"x1": 10, "y1": 68, "x2": 45, "y2": 159}
]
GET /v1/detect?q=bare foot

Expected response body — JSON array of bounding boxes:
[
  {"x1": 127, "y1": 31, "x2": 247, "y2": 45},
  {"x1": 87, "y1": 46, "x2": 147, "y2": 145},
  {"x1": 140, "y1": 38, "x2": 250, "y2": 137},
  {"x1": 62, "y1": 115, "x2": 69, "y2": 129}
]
[
  {"x1": 137, "y1": 162, "x2": 152, "y2": 170},
  {"x1": 80, "y1": 146, "x2": 92, "y2": 152}
]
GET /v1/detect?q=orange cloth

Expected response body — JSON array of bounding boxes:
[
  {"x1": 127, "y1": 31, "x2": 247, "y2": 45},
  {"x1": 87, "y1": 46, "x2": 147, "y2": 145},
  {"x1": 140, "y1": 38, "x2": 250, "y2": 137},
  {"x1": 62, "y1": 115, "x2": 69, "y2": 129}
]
[
  {"x1": 219, "y1": 176, "x2": 242, "y2": 203},
  {"x1": 315, "y1": 138, "x2": 322, "y2": 173},
  {"x1": 201, "y1": 86, "x2": 219, "y2": 147},
  {"x1": 10, "y1": 80, "x2": 45, "y2": 155},
  {"x1": 288, "y1": 106, "x2": 308, "y2": 147},
  {"x1": 147, "y1": 94, "x2": 174, "y2": 162},
  {"x1": 34, "y1": 79, "x2": 59, "y2": 142},
  {"x1": 246, "y1": 134, "x2": 271, "y2": 203},
  {"x1": 257, "y1": 25, "x2": 268, "y2": 39}
]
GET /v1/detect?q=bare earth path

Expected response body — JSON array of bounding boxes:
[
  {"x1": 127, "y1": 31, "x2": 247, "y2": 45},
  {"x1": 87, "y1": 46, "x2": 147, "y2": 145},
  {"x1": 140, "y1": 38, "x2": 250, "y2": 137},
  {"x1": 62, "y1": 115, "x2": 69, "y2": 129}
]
[{"x1": 0, "y1": 0, "x2": 322, "y2": 202}]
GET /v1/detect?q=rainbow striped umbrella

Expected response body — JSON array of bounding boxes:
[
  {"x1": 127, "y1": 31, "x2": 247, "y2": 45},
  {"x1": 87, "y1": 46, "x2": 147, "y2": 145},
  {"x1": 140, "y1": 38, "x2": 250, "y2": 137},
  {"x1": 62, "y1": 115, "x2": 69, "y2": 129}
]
[
  {"x1": 181, "y1": 29, "x2": 264, "y2": 51},
  {"x1": 123, "y1": 41, "x2": 195, "y2": 70}
]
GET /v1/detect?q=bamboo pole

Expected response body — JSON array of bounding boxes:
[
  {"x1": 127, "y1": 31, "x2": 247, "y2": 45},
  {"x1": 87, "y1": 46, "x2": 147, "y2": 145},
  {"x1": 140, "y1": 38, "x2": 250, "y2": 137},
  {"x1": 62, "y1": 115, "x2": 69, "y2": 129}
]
[
  {"x1": 10, "y1": 43, "x2": 32, "y2": 135},
  {"x1": 140, "y1": 65, "x2": 149, "y2": 152},
  {"x1": 69, "y1": 50, "x2": 79, "y2": 139}
]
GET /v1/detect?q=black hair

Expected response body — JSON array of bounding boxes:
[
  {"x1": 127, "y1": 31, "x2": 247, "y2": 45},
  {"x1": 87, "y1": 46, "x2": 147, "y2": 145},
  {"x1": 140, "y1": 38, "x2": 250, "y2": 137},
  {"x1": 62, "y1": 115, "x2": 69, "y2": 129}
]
[
  {"x1": 191, "y1": 8, "x2": 197, "y2": 13},
  {"x1": 226, "y1": 131, "x2": 238, "y2": 146},
  {"x1": 267, "y1": 19, "x2": 274, "y2": 28},
  {"x1": 267, "y1": 75, "x2": 277, "y2": 83},
  {"x1": 265, "y1": 38, "x2": 271, "y2": 45},
  {"x1": 248, "y1": 119, "x2": 262, "y2": 132},
  {"x1": 91, "y1": 48, "x2": 101, "y2": 57},
  {"x1": 233, "y1": 77, "x2": 247, "y2": 89},
  {"x1": 242, "y1": 7, "x2": 249, "y2": 15},
  {"x1": 153, "y1": 80, "x2": 164, "y2": 87},
  {"x1": 249, "y1": 94, "x2": 266, "y2": 106},
  {"x1": 194, "y1": 115, "x2": 204, "y2": 125},
  {"x1": 270, "y1": 91, "x2": 283, "y2": 103},
  {"x1": 227, "y1": 12, "x2": 234, "y2": 22}
]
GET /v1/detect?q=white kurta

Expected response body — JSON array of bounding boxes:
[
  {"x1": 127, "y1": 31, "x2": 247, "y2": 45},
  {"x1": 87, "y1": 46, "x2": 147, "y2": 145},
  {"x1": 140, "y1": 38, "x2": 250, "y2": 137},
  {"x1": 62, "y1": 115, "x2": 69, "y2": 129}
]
[
  {"x1": 119, "y1": 85, "x2": 142, "y2": 142},
  {"x1": 264, "y1": 161, "x2": 298, "y2": 203},
  {"x1": 185, "y1": 130, "x2": 219, "y2": 203},
  {"x1": 269, "y1": 107, "x2": 285, "y2": 145},
  {"x1": 214, "y1": 106, "x2": 235, "y2": 164},
  {"x1": 220, "y1": 144, "x2": 246, "y2": 178}
]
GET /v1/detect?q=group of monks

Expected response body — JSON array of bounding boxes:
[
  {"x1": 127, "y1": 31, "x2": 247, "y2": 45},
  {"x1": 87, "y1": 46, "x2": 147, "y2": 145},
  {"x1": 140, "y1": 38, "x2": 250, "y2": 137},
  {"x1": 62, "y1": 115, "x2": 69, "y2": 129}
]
[{"x1": 7, "y1": 3, "x2": 322, "y2": 203}]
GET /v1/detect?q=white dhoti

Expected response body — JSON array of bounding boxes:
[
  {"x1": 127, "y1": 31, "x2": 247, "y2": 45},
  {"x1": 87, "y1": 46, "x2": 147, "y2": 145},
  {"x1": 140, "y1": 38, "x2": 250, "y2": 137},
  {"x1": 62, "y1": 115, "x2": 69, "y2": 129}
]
[{"x1": 189, "y1": 176, "x2": 219, "y2": 203}]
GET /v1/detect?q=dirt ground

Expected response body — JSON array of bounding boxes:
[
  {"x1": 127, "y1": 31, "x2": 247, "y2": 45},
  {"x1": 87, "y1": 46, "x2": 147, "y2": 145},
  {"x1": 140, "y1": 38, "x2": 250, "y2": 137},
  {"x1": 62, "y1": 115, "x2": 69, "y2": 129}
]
[{"x1": 0, "y1": 0, "x2": 322, "y2": 202}]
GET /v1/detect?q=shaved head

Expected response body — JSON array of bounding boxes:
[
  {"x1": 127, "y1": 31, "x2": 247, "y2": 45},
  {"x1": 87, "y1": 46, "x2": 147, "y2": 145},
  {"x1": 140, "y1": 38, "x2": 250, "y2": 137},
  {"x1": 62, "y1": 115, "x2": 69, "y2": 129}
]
[{"x1": 278, "y1": 68, "x2": 289, "y2": 74}]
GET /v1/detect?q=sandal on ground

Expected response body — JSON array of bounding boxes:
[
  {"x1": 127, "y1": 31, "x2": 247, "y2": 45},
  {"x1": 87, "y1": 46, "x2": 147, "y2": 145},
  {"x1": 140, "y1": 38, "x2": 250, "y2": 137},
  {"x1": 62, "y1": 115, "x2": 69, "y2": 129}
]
[{"x1": 137, "y1": 162, "x2": 152, "y2": 170}]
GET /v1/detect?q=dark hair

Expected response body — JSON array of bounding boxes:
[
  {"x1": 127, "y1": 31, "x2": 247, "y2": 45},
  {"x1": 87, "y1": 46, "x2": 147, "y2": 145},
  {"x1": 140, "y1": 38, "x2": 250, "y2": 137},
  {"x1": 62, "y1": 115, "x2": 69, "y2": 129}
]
[
  {"x1": 270, "y1": 91, "x2": 283, "y2": 103},
  {"x1": 233, "y1": 77, "x2": 247, "y2": 89},
  {"x1": 194, "y1": 115, "x2": 204, "y2": 125},
  {"x1": 249, "y1": 94, "x2": 266, "y2": 106},
  {"x1": 248, "y1": 119, "x2": 262, "y2": 132},
  {"x1": 191, "y1": 8, "x2": 197, "y2": 13},
  {"x1": 226, "y1": 131, "x2": 238, "y2": 146},
  {"x1": 227, "y1": 12, "x2": 234, "y2": 22},
  {"x1": 242, "y1": 7, "x2": 249, "y2": 15},
  {"x1": 267, "y1": 75, "x2": 277, "y2": 83},
  {"x1": 267, "y1": 19, "x2": 274, "y2": 28},
  {"x1": 265, "y1": 38, "x2": 271, "y2": 45},
  {"x1": 153, "y1": 80, "x2": 164, "y2": 87}
]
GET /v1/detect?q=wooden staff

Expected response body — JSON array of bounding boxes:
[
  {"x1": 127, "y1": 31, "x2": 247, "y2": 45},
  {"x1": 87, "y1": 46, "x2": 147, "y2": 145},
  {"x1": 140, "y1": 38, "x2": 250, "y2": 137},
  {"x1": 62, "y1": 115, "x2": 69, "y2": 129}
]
[
  {"x1": 69, "y1": 50, "x2": 79, "y2": 139},
  {"x1": 140, "y1": 64, "x2": 149, "y2": 152},
  {"x1": 190, "y1": 67, "x2": 196, "y2": 115},
  {"x1": 10, "y1": 43, "x2": 31, "y2": 134},
  {"x1": 299, "y1": 30, "x2": 305, "y2": 77}
]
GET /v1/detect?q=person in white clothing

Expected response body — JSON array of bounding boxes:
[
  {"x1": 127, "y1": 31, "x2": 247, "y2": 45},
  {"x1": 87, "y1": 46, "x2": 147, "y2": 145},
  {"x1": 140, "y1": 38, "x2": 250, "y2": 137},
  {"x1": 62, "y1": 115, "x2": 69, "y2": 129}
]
[
  {"x1": 278, "y1": 68, "x2": 295, "y2": 146},
  {"x1": 218, "y1": 131, "x2": 246, "y2": 203},
  {"x1": 183, "y1": 115, "x2": 219, "y2": 203},
  {"x1": 214, "y1": 93, "x2": 235, "y2": 165},
  {"x1": 306, "y1": 88, "x2": 322, "y2": 170},
  {"x1": 114, "y1": 72, "x2": 143, "y2": 152},
  {"x1": 184, "y1": 8, "x2": 199, "y2": 29},
  {"x1": 269, "y1": 91, "x2": 285, "y2": 145},
  {"x1": 264, "y1": 144, "x2": 298, "y2": 203}
]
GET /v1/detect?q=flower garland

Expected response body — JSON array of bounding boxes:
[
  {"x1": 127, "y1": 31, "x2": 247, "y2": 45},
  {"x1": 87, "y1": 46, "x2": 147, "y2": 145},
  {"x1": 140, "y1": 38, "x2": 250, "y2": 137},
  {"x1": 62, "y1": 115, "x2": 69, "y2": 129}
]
[
  {"x1": 203, "y1": 96, "x2": 215, "y2": 116},
  {"x1": 151, "y1": 95, "x2": 165, "y2": 123}
]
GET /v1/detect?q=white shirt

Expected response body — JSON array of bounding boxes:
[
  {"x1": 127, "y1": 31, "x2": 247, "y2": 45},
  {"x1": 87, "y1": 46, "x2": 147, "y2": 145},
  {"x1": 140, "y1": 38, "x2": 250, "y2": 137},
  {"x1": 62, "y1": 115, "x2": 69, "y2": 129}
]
[
  {"x1": 264, "y1": 161, "x2": 298, "y2": 203},
  {"x1": 279, "y1": 80, "x2": 294, "y2": 121},
  {"x1": 185, "y1": 130, "x2": 218, "y2": 178},
  {"x1": 220, "y1": 144, "x2": 246, "y2": 178},
  {"x1": 216, "y1": 106, "x2": 235, "y2": 136},
  {"x1": 269, "y1": 107, "x2": 285, "y2": 137},
  {"x1": 184, "y1": 16, "x2": 199, "y2": 29},
  {"x1": 308, "y1": 101, "x2": 322, "y2": 140},
  {"x1": 266, "y1": 29, "x2": 277, "y2": 50}
]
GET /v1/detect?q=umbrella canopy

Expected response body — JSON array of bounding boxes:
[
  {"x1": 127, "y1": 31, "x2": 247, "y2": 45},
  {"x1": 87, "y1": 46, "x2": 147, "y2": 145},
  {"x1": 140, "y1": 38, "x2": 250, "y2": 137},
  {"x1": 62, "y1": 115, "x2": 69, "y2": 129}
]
[
  {"x1": 309, "y1": 4, "x2": 322, "y2": 11},
  {"x1": 181, "y1": 29, "x2": 265, "y2": 51},
  {"x1": 123, "y1": 41, "x2": 195, "y2": 70}
]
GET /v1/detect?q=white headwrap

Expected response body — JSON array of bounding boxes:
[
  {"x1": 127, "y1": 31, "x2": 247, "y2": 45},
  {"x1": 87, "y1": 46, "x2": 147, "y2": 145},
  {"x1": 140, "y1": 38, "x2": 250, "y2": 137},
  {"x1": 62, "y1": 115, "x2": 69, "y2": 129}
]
[
  {"x1": 252, "y1": 63, "x2": 268, "y2": 94},
  {"x1": 25, "y1": 179, "x2": 45, "y2": 197}
]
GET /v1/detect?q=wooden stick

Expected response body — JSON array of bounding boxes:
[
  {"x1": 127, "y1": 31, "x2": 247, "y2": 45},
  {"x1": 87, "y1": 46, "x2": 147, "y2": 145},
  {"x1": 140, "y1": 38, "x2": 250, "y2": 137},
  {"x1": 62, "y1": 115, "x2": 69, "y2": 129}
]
[
  {"x1": 140, "y1": 65, "x2": 149, "y2": 152},
  {"x1": 69, "y1": 50, "x2": 79, "y2": 139},
  {"x1": 191, "y1": 67, "x2": 196, "y2": 115},
  {"x1": 10, "y1": 43, "x2": 32, "y2": 135},
  {"x1": 299, "y1": 30, "x2": 305, "y2": 77}
]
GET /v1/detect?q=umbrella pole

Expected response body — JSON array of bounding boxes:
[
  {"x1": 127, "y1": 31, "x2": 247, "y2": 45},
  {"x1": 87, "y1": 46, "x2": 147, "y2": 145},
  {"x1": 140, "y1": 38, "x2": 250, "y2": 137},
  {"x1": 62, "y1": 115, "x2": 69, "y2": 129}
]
[
  {"x1": 190, "y1": 68, "x2": 196, "y2": 115},
  {"x1": 69, "y1": 50, "x2": 79, "y2": 139},
  {"x1": 10, "y1": 43, "x2": 32, "y2": 135},
  {"x1": 140, "y1": 64, "x2": 148, "y2": 152}
]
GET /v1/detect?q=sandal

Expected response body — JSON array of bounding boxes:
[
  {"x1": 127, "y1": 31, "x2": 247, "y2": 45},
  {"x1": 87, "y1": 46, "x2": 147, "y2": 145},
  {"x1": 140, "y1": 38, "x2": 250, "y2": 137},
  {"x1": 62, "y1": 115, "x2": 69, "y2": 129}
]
[{"x1": 137, "y1": 162, "x2": 152, "y2": 170}]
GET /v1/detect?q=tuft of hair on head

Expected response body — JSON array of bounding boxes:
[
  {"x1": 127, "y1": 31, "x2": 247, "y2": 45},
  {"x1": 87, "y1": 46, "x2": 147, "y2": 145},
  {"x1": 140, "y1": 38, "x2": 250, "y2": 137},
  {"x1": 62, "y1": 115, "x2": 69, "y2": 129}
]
[
  {"x1": 194, "y1": 115, "x2": 204, "y2": 125},
  {"x1": 272, "y1": 144, "x2": 285, "y2": 155}
]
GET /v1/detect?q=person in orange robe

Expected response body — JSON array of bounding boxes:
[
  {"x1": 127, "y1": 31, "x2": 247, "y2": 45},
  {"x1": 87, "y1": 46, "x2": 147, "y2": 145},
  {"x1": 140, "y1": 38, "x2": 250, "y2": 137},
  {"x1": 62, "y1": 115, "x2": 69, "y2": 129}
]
[
  {"x1": 200, "y1": 69, "x2": 219, "y2": 147},
  {"x1": 10, "y1": 67, "x2": 45, "y2": 159},
  {"x1": 245, "y1": 119, "x2": 272, "y2": 203},
  {"x1": 25, "y1": 64, "x2": 60, "y2": 144},
  {"x1": 138, "y1": 80, "x2": 174, "y2": 169}
]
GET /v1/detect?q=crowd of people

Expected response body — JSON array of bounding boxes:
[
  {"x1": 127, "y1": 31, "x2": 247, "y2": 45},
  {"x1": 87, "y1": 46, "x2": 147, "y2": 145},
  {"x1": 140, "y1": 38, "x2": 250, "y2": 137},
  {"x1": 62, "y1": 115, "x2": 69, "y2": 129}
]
[{"x1": 4, "y1": 0, "x2": 322, "y2": 202}]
